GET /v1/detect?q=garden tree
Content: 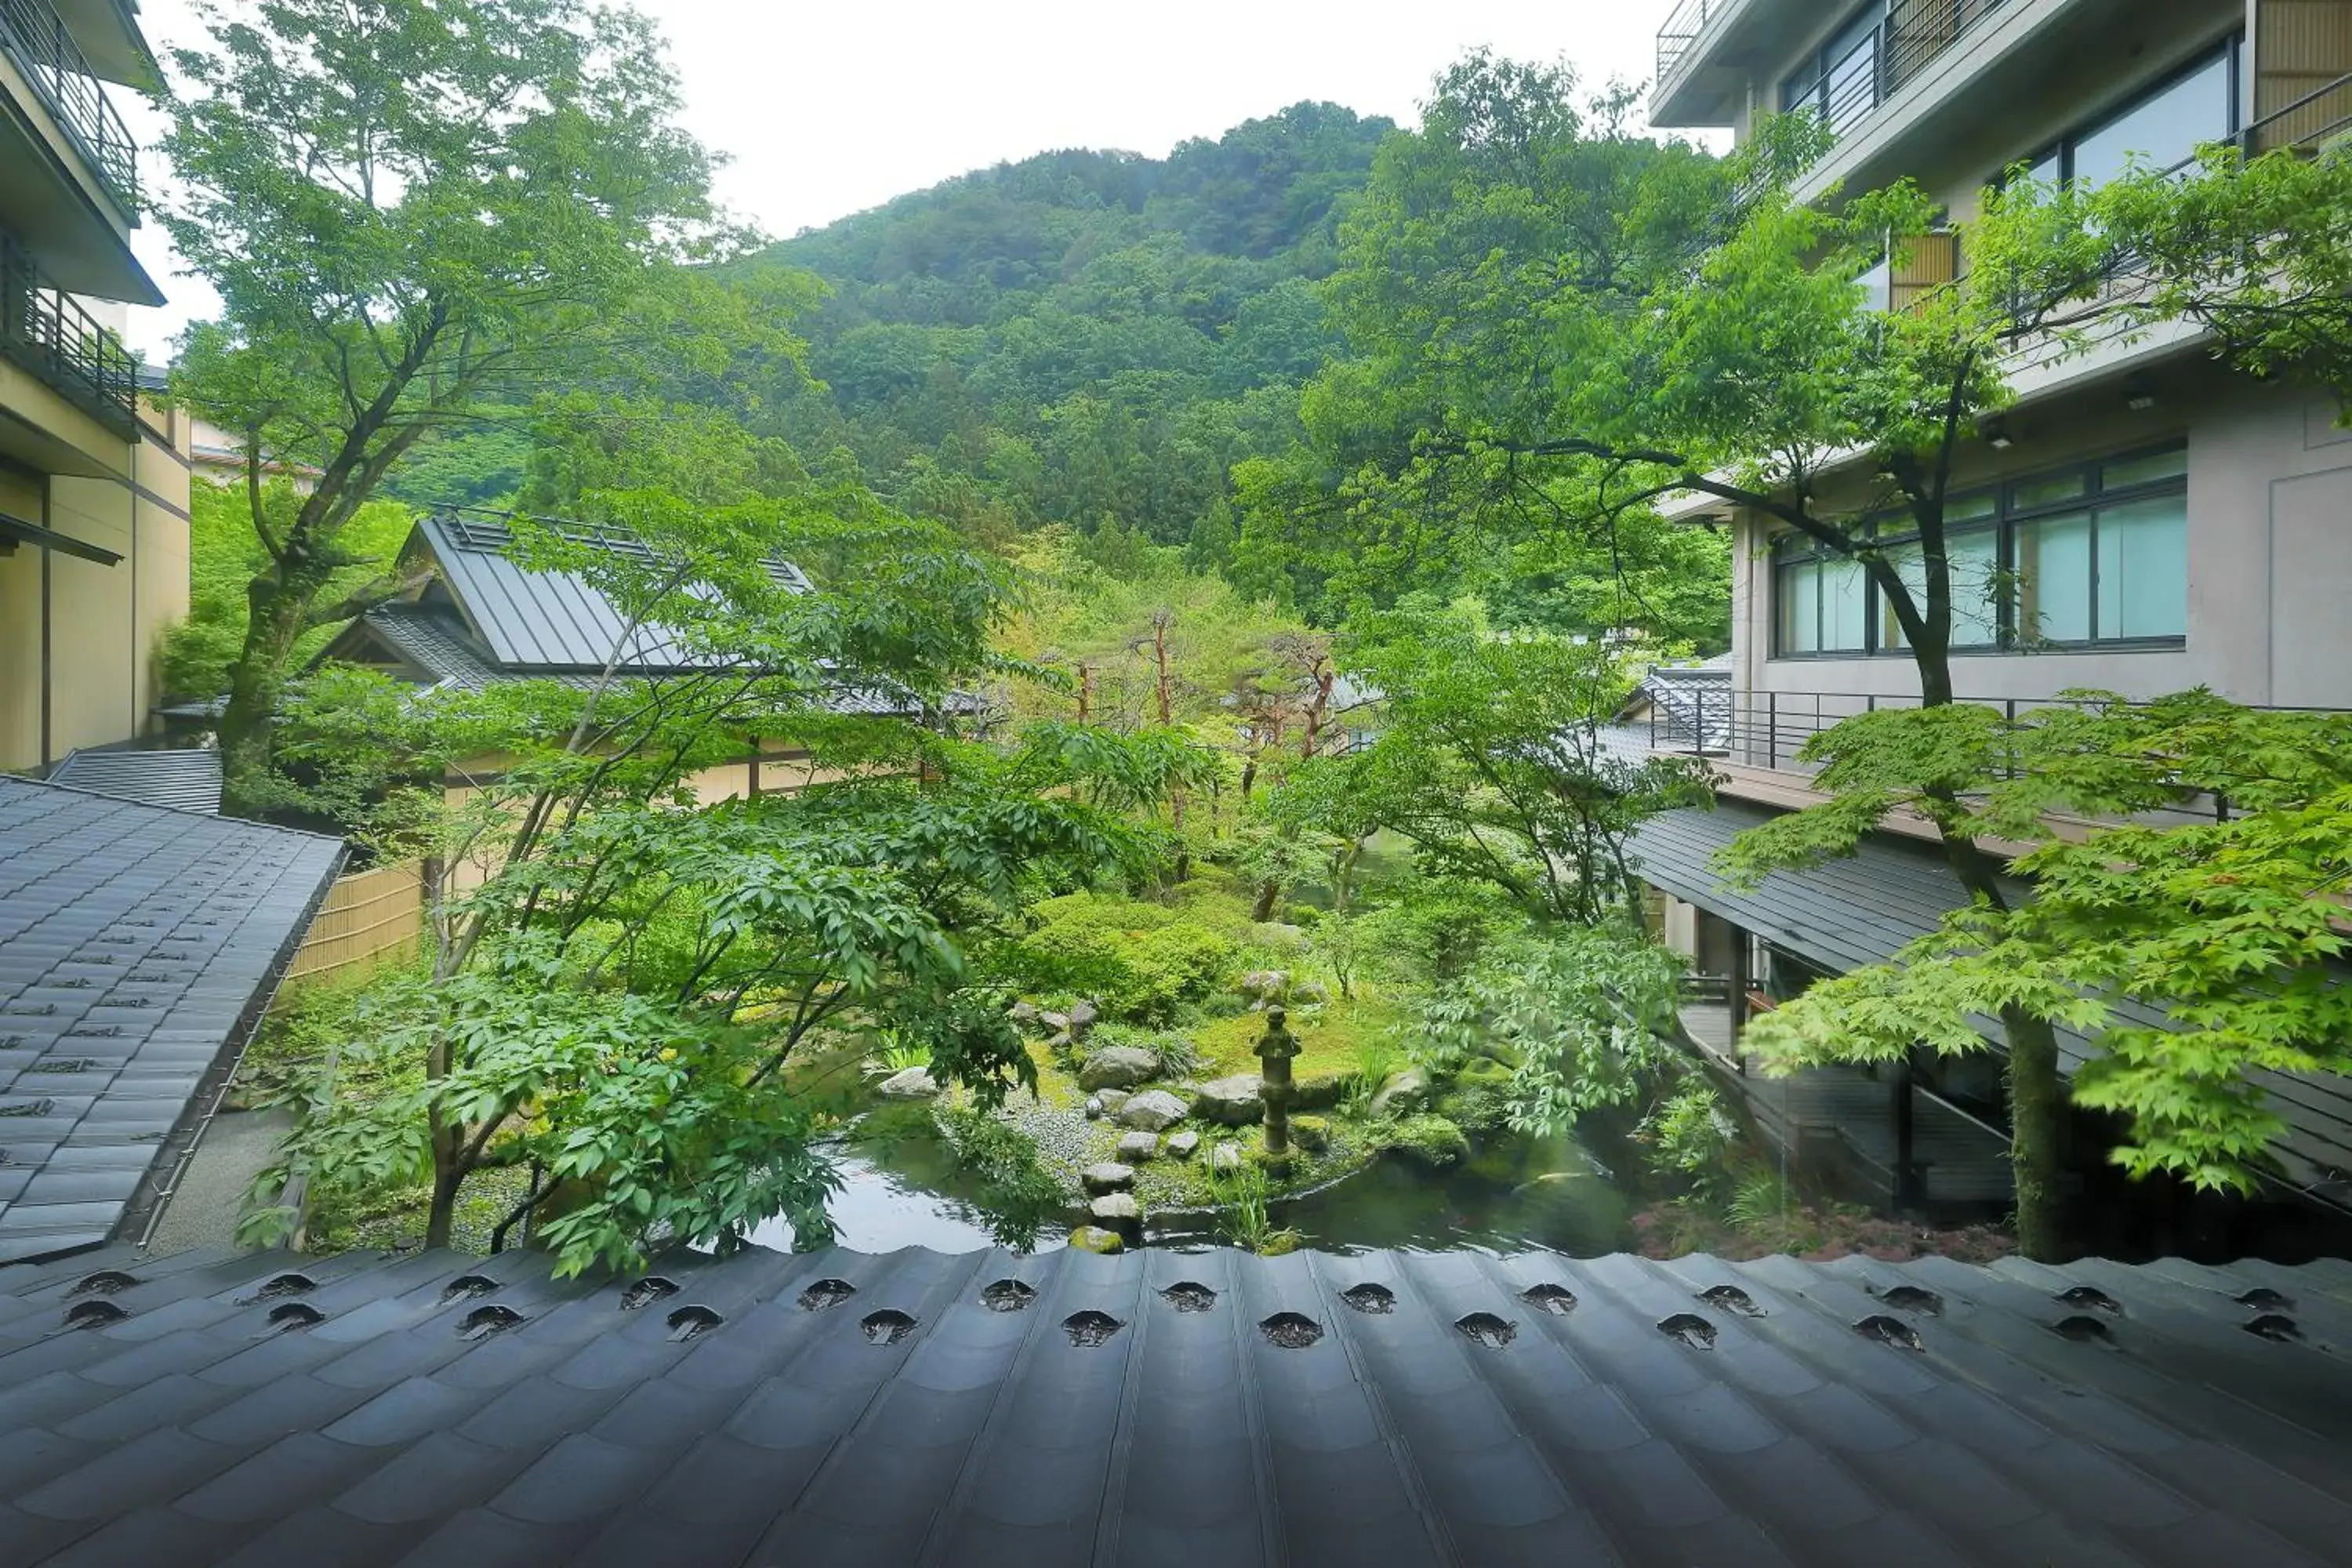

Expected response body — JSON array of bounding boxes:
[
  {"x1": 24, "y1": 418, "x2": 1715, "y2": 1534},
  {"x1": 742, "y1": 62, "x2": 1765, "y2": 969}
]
[
  {"x1": 1722, "y1": 692, "x2": 2352, "y2": 1202},
  {"x1": 1230, "y1": 54, "x2": 1737, "y2": 636},
  {"x1": 1276, "y1": 601, "x2": 1709, "y2": 926},
  {"x1": 158, "y1": 0, "x2": 742, "y2": 814},
  {"x1": 1410, "y1": 923, "x2": 1687, "y2": 1137},
  {"x1": 256, "y1": 490, "x2": 1188, "y2": 1269}
]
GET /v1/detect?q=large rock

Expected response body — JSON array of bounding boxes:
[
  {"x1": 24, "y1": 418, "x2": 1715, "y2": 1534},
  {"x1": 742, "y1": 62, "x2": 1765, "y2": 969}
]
[
  {"x1": 1238, "y1": 969, "x2": 1290, "y2": 1009},
  {"x1": 1078, "y1": 1046, "x2": 1163, "y2": 1092},
  {"x1": 1082, "y1": 1162, "x2": 1136, "y2": 1194},
  {"x1": 1290, "y1": 1072, "x2": 1347, "y2": 1111},
  {"x1": 1209, "y1": 1142, "x2": 1247, "y2": 1173},
  {"x1": 1068, "y1": 999, "x2": 1100, "y2": 1037},
  {"x1": 876, "y1": 1066, "x2": 938, "y2": 1099},
  {"x1": 1290, "y1": 1116, "x2": 1330, "y2": 1153},
  {"x1": 1368, "y1": 1066, "x2": 1434, "y2": 1120},
  {"x1": 1117, "y1": 1089, "x2": 1188, "y2": 1131},
  {"x1": 1115, "y1": 1131, "x2": 1161, "y2": 1163},
  {"x1": 1009, "y1": 1000, "x2": 1042, "y2": 1028},
  {"x1": 1383, "y1": 1113, "x2": 1469, "y2": 1171},
  {"x1": 1090, "y1": 1192, "x2": 1140, "y2": 1224},
  {"x1": 1095, "y1": 1088, "x2": 1132, "y2": 1117},
  {"x1": 1191, "y1": 1075, "x2": 1264, "y2": 1127},
  {"x1": 1082, "y1": 1096, "x2": 1104, "y2": 1121},
  {"x1": 1163, "y1": 1129, "x2": 1200, "y2": 1160},
  {"x1": 1067, "y1": 1225, "x2": 1125, "y2": 1254}
]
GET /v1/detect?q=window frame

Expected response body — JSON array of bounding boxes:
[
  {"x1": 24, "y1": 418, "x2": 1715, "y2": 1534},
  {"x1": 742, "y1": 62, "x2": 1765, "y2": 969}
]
[
  {"x1": 1778, "y1": 2, "x2": 1889, "y2": 133},
  {"x1": 2020, "y1": 34, "x2": 2245, "y2": 187},
  {"x1": 1767, "y1": 440, "x2": 2190, "y2": 660}
]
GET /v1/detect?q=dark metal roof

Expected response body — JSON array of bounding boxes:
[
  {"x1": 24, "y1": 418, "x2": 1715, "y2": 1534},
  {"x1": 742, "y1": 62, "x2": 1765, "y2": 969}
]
[
  {"x1": 0, "y1": 779, "x2": 343, "y2": 1265},
  {"x1": 46, "y1": 750, "x2": 223, "y2": 816},
  {"x1": 1632, "y1": 801, "x2": 2352, "y2": 1203},
  {"x1": 354, "y1": 602, "x2": 590, "y2": 693},
  {"x1": 1, "y1": 1240, "x2": 2348, "y2": 1566},
  {"x1": 415, "y1": 515, "x2": 811, "y2": 673}
]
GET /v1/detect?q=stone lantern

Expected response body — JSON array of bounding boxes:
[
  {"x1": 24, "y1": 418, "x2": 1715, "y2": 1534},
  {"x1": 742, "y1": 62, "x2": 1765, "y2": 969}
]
[{"x1": 1256, "y1": 1005, "x2": 1301, "y2": 1159}]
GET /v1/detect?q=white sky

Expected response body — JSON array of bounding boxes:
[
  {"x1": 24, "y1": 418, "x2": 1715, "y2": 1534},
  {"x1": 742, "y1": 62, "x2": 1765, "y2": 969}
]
[{"x1": 120, "y1": 1, "x2": 1679, "y2": 361}]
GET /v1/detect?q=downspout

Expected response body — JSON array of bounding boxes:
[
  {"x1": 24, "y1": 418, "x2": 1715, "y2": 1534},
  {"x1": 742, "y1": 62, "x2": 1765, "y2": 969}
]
[{"x1": 38, "y1": 475, "x2": 51, "y2": 768}]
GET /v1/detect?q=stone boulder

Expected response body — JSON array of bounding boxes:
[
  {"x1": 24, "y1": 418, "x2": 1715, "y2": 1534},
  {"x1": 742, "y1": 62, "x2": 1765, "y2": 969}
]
[
  {"x1": 1067, "y1": 1225, "x2": 1125, "y2": 1255},
  {"x1": 876, "y1": 1066, "x2": 938, "y2": 1099},
  {"x1": 1068, "y1": 999, "x2": 1100, "y2": 1037},
  {"x1": 1095, "y1": 1088, "x2": 1131, "y2": 1117},
  {"x1": 1238, "y1": 969, "x2": 1290, "y2": 1008},
  {"x1": 1290, "y1": 1071, "x2": 1347, "y2": 1111},
  {"x1": 1191, "y1": 1075, "x2": 1265, "y2": 1127},
  {"x1": 1009, "y1": 1000, "x2": 1042, "y2": 1028},
  {"x1": 1368, "y1": 1065, "x2": 1434, "y2": 1120},
  {"x1": 1089, "y1": 1192, "x2": 1141, "y2": 1229},
  {"x1": 1078, "y1": 1046, "x2": 1162, "y2": 1092},
  {"x1": 1082, "y1": 1096, "x2": 1104, "y2": 1120},
  {"x1": 1082, "y1": 1162, "x2": 1135, "y2": 1194},
  {"x1": 1163, "y1": 1129, "x2": 1200, "y2": 1160},
  {"x1": 1208, "y1": 1142, "x2": 1247, "y2": 1173},
  {"x1": 1116, "y1": 1131, "x2": 1161, "y2": 1163},
  {"x1": 1117, "y1": 1089, "x2": 1188, "y2": 1131},
  {"x1": 1290, "y1": 977, "x2": 1330, "y2": 1005},
  {"x1": 1382, "y1": 1113, "x2": 1469, "y2": 1171},
  {"x1": 1289, "y1": 1116, "x2": 1330, "y2": 1153}
]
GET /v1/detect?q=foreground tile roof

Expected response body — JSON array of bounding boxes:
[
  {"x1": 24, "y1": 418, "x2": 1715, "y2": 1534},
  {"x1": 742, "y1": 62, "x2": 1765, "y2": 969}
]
[
  {"x1": 0, "y1": 780, "x2": 343, "y2": 1264},
  {"x1": 1, "y1": 1240, "x2": 2346, "y2": 1566}
]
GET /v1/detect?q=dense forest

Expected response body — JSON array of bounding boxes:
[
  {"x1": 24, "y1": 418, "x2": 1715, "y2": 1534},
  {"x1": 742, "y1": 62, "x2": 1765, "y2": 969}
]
[{"x1": 760, "y1": 103, "x2": 1392, "y2": 569}]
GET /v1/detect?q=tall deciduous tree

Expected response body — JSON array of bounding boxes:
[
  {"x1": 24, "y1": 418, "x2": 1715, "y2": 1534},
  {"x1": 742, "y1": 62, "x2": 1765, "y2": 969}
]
[{"x1": 157, "y1": 0, "x2": 739, "y2": 813}]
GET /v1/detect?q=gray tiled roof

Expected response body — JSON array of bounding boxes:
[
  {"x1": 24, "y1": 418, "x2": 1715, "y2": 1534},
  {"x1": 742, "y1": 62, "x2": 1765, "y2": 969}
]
[
  {"x1": 0, "y1": 779, "x2": 343, "y2": 1265},
  {"x1": 0, "y1": 1241, "x2": 2347, "y2": 1566},
  {"x1": 45, "y1": 750, "x2": 224, "y2": 815},
  {"x1": 1632, "y1": 800, "x2": 2352, "y2": 1206}
]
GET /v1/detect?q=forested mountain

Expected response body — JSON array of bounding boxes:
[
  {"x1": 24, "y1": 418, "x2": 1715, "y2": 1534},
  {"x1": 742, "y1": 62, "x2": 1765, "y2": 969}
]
[{"x1": 757, "y1": 103, "x2": 1394, "y2": 558}]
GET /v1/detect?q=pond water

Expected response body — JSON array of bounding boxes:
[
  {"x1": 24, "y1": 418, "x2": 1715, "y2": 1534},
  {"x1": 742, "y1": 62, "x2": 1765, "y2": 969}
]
[{"x1": 748, "y1": 1118, "x2": 1635, "y2": 1257}]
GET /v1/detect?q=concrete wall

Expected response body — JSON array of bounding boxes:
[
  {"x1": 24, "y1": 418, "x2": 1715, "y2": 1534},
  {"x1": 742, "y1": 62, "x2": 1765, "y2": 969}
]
[
  {"x1": 1731, "y1": 364, "x2": 2352, "y2": 723},
  {"x1": 0, "y1": 404, "x2": 191, "y2": 771}
]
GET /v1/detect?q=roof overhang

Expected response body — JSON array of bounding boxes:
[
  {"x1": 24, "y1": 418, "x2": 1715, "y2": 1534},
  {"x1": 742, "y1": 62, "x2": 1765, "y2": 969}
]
[{"x1": 0, "y1": 507, "x2": 122, "y2": 564}]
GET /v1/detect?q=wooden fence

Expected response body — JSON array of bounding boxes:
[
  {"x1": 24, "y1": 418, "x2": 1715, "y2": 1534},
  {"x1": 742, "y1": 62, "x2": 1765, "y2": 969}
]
[{"x1": 282, "y1": 861, "x2": 426, "y2": 983}]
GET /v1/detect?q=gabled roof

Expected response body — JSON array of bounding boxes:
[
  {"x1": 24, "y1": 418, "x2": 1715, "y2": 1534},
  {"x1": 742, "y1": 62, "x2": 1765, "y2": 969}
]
[
  {"x1": 325, "y1": 517, "x2": 975, "y2": 719},
  {"x1": 415, "y1": 515, "x2": 810, "y2": 674},
  {"x1": 0, "y1": 779, "x2": 343, "y2": 1263},
  {"x1": 2, "y1": 1240, "x2": 2348, "y2": 1565},
  {"x1": 46, "y1": 749, "x2": 224, "y2": 815}
]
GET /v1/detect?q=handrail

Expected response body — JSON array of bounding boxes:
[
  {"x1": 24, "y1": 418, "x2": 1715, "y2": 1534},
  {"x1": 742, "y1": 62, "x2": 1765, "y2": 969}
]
[
  {"x1": 0, "y1": 229, "x2": 138, "y2": 432},
  {"x1": 0, "y1": 0, "x2": 139, "y2": 211},
  {"x1": 1657, "y1": 0, "x2": 1722, "y2": 94}
]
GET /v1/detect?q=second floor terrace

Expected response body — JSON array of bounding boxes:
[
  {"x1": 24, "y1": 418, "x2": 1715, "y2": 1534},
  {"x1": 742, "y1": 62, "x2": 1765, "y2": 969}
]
[{"x1": 1, "y1": 227, "x2": 139, "y2": 446}]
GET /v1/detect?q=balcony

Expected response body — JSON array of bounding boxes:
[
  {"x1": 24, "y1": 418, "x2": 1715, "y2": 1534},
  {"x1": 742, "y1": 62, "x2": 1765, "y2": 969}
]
[
  {"x1": 2, "y1": 228, "x2": 138, "y2": 436},
  {"x1": 0, "y1": 0, "x2": 139, "y2": 214}
]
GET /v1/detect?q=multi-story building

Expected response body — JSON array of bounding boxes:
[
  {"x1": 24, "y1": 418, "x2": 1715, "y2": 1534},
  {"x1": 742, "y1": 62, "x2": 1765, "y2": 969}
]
[
  {"x1": 1633, "y1": 0, "x2": 2352, "y2": 1253},
  {"x1": 0, "y1": 0, "x2": 192, "y2": 775}
]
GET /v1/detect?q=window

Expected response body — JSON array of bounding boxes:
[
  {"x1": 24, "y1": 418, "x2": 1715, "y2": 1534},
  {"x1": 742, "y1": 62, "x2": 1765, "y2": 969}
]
[
  {"x1": 1781, "y1": 5, "x2": 1886, "y2": 135},
  {"x1": 1769, "y1": 443, "x2": 2188, "y2": 658},
  {"x1": 2027, "y1": 41, "x2": 2240, "y2": 188}
]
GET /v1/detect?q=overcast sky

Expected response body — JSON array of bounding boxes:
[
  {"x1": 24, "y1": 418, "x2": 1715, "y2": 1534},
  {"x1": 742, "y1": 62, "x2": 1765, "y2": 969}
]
[{"x1": 121, "y1": 1, "x2": 1678, "y2": 360}]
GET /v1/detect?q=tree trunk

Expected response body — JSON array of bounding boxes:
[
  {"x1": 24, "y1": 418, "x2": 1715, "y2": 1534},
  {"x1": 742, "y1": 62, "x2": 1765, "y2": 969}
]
[
  {"x1": 424, "y1": 1138, "x2": 464, "y2": 1250},
  {"x1": 1912, "y1": 635, "x2": 2067, "y2": 1260},
  {"x1": 217, "y1": 561, "x2": 333, "y2": 817},
  {"x1": 1250, "y1": 877, "x2": 1280, "y2": 924}
]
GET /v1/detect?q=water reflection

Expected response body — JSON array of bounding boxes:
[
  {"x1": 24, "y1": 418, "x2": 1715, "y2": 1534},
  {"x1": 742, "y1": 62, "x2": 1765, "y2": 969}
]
[{"x1": 746, "y1": 1139, "x2": 1071, "y2": 1255}]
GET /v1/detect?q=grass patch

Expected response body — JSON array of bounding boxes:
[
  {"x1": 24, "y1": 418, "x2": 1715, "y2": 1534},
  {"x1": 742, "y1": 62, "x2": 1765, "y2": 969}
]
[{"x1": 1189, "y1": 994, "x2": 1406, "y2": 1078}]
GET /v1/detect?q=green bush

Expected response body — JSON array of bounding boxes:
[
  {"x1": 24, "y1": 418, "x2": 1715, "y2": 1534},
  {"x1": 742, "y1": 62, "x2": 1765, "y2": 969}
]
[{"x1": 996, "y1": 893, "x2": 1236, "y2": 1023}]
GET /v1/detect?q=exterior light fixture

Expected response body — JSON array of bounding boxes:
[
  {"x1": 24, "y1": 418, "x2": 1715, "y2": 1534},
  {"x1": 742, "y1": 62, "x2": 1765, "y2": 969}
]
[
  {"x1": 1980, "y1": 416, "x2": 2014, "y2": 449},
  {"x1": 2124, "y1": 375, "x2": 2157, "y2": 411}
]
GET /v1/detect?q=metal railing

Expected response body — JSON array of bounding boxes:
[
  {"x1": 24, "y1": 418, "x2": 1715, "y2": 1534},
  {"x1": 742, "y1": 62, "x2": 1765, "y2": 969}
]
[
  {"x1": 1, "y1": 230, "x2": 138, "y2": 432},
  {"x1": 0, "y1": 0, "x2": 139, "y2": 211},
  {"x1": 1644, "y1": 686, "x2": 2352, "y2": 822},
  {"x1": 1655, "y1": 0, "x2": 1722, "y2": 96},
  {"x1": 1778, "y1": 0, "x2": 2010, "y2": 141}
]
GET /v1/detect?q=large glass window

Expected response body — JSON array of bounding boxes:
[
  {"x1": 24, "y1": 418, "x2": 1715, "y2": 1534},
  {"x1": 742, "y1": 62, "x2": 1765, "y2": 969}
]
[
  {"x1": 1782, "y1": 4, "x2": 1886, "y2": 134},
  {"x1": 1770, "y1": 443, "x2": 2189, "y2": 658},
  {"x1": 2030, "y1": 42, "x2": 2240, "y2": 188}
]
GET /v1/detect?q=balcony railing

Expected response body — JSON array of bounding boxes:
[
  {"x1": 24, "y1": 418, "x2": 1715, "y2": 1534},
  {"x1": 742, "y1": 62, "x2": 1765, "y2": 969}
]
[
  {"x1": 0, "y1": 0, "x2": 139, "y2": 212},
  {"x1": 1, "y1": 230, "x2": 138, "y2": 433},
  {"x1": 1644, "y1": 686, "x2": 2351, "y2": 824},
  {"x1": 1656, "y1": 0, "x2": 1722, "y2": 96},
  {"x1": 1778, "y1": 0, "x2": 2009, "y2": 143}
]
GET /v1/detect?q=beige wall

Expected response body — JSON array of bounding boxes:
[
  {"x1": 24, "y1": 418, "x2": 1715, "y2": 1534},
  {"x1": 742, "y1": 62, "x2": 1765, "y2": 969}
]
[
  {"x1": 0, "y1": 403, "x2": 191, "y2": 772},
  {"x1": 1730, "y1": 365, "x2": 2352, "y2": 735}
]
